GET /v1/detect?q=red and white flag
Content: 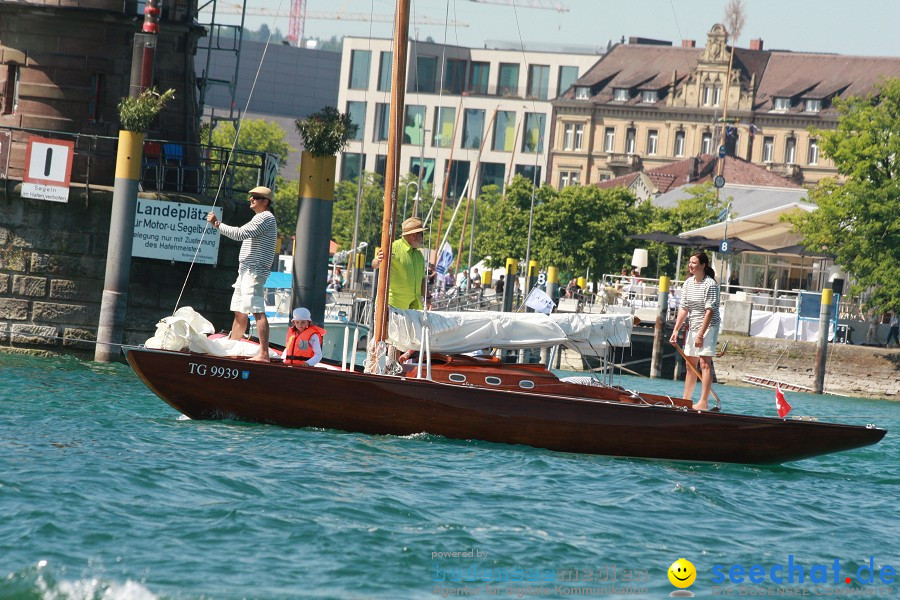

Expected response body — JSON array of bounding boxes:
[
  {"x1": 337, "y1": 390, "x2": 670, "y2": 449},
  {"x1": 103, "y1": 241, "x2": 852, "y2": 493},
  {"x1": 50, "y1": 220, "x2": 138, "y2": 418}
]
[{"x1": 775, "y1": 386, "x2": 792, "y2": 418}]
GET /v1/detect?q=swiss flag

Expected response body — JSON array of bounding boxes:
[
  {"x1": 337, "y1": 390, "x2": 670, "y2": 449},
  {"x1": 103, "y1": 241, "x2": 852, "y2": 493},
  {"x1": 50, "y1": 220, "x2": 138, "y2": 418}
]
[{"x1": 775, "y1": 386, "x2": 792, "y2": 418}]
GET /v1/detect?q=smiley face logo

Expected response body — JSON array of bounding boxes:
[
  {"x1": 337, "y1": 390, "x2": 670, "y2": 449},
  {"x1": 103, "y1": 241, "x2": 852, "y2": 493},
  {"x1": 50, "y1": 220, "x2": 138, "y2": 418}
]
[{"x1": 668, "y1": 558, "x2": 696, "y2": 588}]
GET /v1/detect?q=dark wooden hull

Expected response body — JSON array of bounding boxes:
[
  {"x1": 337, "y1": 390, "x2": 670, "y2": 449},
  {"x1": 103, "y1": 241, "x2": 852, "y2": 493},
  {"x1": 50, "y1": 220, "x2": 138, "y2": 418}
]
[{"x1": 124, "y1": 347, "x2": 886, "y2": 465}]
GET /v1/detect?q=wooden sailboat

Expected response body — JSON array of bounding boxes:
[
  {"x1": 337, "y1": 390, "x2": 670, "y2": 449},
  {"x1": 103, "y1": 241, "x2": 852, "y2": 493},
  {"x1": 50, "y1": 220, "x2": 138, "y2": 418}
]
[{"x1": 124, "y1": 0, "x2": 886, "y2": 465}]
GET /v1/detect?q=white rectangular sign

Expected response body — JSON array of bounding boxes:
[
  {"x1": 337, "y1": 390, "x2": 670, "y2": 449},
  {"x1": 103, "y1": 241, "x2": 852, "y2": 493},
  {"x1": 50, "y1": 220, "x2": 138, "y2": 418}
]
[
  {"x1": 132, "y1": 198, "x2": 222, "y2": 265},
  {"x1": 22, "y1": 137, "x2": 75, "y2": 203}
]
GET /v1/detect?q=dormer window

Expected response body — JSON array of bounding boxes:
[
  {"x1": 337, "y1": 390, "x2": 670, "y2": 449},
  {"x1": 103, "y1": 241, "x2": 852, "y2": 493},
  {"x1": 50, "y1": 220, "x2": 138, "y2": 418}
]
[
  {"x1": 641, "y1": 90, "x2": 658, "y2": 103},
  {"x1": 773, "y1": 97, "x2": 791, "y2": 111},
  {"x1": 805, "y1": 99, "x2": 822, "y2": 113},
  {"x1": 575, "y1": 86, "x2": 591, "y2": 100},
  {"x1": 613, "y1": 88, "x2": 629, "y2": 102}
]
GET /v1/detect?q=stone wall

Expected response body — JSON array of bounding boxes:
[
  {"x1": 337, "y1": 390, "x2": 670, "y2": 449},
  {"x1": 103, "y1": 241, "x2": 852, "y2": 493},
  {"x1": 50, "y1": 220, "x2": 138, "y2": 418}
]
[{"x1": 0, "y1": 183, "x2": 241, "y2": 357}]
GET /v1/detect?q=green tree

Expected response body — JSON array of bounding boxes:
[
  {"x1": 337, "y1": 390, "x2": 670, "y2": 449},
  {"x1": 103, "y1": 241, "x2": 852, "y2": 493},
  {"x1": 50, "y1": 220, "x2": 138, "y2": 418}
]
[
  {"x1": 791, "y1": 78, "x2": 900, "y2": 309},
  {"x1": 534, "y1": 184, "x2": 651, "y2": 282},
  {"x1": 208, "y1": 118, "x2": 295, "y2": 195},
  {"x1": 330, "y1": 172, "x2": 385, "y2": 264}
]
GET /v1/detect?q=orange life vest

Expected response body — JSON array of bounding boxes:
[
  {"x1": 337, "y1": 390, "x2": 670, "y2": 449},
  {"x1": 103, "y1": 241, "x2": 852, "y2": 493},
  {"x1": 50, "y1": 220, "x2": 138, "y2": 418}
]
[{"x1": 284, "y1": 324, "x2": 326, "y2": 365}]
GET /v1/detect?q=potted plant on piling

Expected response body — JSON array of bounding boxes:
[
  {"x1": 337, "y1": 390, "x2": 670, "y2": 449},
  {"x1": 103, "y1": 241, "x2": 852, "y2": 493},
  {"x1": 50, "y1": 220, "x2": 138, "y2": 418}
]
[
  {"x1": 116, "y1": 88, "x2": 175, "y2": 181},
  {"x1": 295, "y1": 106, "x2": 357, "y2": 199}
]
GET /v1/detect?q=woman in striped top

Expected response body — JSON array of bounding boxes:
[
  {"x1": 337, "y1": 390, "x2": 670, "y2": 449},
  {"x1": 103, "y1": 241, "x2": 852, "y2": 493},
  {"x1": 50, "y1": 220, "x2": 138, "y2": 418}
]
[{"x1": 669, "y1": 251, "x2": 720, "y2": 410}]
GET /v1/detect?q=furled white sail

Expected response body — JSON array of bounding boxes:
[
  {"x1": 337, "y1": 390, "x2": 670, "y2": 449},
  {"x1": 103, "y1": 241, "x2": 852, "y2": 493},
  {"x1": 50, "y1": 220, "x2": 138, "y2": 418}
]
[{"x1": 387, "y1": 309, "x2": 632, "y2": 353}]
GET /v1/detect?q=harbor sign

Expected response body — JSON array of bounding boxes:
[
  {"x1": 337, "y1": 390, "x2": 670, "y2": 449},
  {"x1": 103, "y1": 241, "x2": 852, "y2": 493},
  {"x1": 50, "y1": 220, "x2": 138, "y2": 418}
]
[
  {"x1": 132, "y1": 198, "x2": 221, "y2": 265},
  {"x1": 21, "y1": 137, "x2": 75, "y2": 203}
]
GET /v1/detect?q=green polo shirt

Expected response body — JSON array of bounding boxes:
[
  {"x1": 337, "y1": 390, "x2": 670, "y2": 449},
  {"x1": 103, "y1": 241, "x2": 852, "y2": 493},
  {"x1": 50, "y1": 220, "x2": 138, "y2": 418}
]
[{"x1": 388, "y1": 237, "x2": 425, "y2": 310}]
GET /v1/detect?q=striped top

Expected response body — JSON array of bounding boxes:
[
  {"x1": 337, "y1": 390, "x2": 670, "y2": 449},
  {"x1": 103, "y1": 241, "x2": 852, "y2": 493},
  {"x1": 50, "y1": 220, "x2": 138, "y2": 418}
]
[
  {"x1": 681, "y1": 275, "x2": 721, "y2": 332},
  {"x1": 218, "y1": 211, "x2": 277, "y2": 279}
]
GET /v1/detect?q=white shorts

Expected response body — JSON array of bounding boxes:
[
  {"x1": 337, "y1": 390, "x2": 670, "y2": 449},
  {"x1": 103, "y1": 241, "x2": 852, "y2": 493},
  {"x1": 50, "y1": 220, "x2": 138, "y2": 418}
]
[
  {"x1": 230, "y1": 270, "x2": 266, "y2": 314},
  {"x1": 684, "y1": 325, "x2": 719, "y2": 357}
]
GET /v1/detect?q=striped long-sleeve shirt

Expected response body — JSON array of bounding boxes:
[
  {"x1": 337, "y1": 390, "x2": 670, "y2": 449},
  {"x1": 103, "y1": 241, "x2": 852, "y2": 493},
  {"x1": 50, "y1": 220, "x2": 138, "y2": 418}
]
[
  {"x1": 218, "y1": 211, "x2": 277, "y2": 279},
  {"x1": 681, "y1": 275, "x2": 721, "y2": 332}
]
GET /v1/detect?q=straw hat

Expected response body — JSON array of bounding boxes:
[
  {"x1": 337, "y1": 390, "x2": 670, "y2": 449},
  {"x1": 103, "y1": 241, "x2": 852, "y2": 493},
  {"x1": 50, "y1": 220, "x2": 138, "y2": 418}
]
[{"x1": 401, "y1": 217, "x2": 426, "y2": 235}]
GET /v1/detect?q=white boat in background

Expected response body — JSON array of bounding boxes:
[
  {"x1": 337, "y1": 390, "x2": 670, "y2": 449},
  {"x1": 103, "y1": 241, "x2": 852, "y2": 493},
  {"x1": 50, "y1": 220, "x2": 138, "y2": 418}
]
[{"x1": 249, "y1": 271, "x2": 370, "y2": 363}]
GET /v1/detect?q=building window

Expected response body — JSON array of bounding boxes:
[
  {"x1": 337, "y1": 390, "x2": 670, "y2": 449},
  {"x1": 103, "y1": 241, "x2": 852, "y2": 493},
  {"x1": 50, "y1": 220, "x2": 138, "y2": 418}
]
[
  {"x1": 374, "y1": 103, "x2": 390, "y2": 142},
  {"x1": 808, "y1": 139, "x2": 819, "y2": 165},
  {"x1": 347, "y1": 101, "x2": 365, "y2": 141},
  {"x1": 625, "y1": 127, "x2": 636, "y2": 154},
  {"x1": 575, "y1": 86, "x2": 590, "y2": 100},
  {"x1": 604, "y1": 127, "x2": 615, "y2": 153},
  {"x1": 403, "y1": 105, "x2": 425, "y2": 145},
  {"x1": 674, "y1": 130, "x2": 685, "y2": 157},
  {"x1": 805, "y1": 99, "x2": 822, "y2": 113},
  {"x1": 468, "y1": 61, "x2": 490, "y2": 95},
  {"x1": 349, "y1": 50, "x2": 371, "y2": 89},
  {"x1": 410, "y1": 157, "x2": 435, "y2": 184},
  {"x1": 574, "y1": 124, "x2": 584, "y2": 150},
  {"x1": 341, "y1": 153, "x2": 364, "y2": 182},
  {"x1": 785, "y1": 137, "x2": 797, "y2": 164},
  {"x1": 88, "y1": 72, "x2": 104, "y2": 122},
  {"x1": 444, "y1": 59, "x2": 467, "y2": 94},
  {"x1": 446, "y1": 159, "x2": 470, "y2": 199},
  {"x1": 493, "y1": 110, "x2": 516, "y2": 151},
  {"x1": 527, "y1": 64, "x2": 549, "y2": 100},
  {"x1": 762, "y1": 136, "x2": 775, "y2": 162},
  {"x1": 613, "y1": 88, "x2": 629, "y2": 102},
  {"x1": 480, "y1": 162, "x2": 505, "y2": 193},
  {"x1": 498, "y1": 63, "x2": 519, "y2": 96},
  {"x1": 701, "y1": 132, "x2": 713, "y2": 155},
  {"x1": 713, "y1": 85, "x2": 722, "y2": 107},
  {"x1": 641, "y1": 90, "x2": 658, "y2": 103},
  {"x1": 559, "y1": 170, "x2": 580, "y2": 189},
  {"x1": 563, "y1": 123, "x2": 574, "y2": 150},
  {"x1": 646, "y1": 130, "x2": 658, "y2": 155},
  {"x1": 374, "y1": 154, "x2": 387, "y2": 182},
  {"x1": 433, "y1": 107, "x2": 456, "y2": 148},
  {"x1": 522, "y1": 112, "x2": 545, "y2": 154},
  {"x1": 415, "y1": 56, "x2": 437, "y2": 93},
  {"x1": 514, "y1": 164, "x2": 541, "y2": 184},
  {"x1": 598, "y1": 173, "x2": 611, "y2": 182},
  {"x1": 558, "y1": 65, "x2": 579, "y2": 97},
  {"x1": 773, "y1": 97, "x2": 791, "y2": 111},
  {"x1": 462, "y1": 108, "x2": 485, "y2": 149},
  {"x1": 702, "y1": 85, "x2": 714, "y2": 106},
  {"x1": 377, "y1": 51, "x2": 392, "y2": 92}
]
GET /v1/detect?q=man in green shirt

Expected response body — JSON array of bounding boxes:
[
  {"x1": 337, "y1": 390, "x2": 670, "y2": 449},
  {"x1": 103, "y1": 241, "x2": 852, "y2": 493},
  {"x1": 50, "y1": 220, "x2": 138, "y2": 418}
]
[{"x1": 371, "y1": 217, "x2": 427, "y2": 310}]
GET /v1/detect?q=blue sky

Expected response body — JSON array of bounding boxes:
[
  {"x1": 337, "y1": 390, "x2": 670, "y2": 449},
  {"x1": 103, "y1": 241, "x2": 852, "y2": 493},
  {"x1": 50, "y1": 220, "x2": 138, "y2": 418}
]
[{"x1": 213, "y1": 0, "x2": 900, "y2": 57}]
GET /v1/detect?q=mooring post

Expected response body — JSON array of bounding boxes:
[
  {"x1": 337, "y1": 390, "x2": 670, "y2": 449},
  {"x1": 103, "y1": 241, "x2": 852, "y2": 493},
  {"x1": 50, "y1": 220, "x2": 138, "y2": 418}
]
[
  {"x1": 651, "y1": 276, "x2": 670, "y2": 378},
  {"x1": 813, "y1": 287, "x2": 834, "y2": 394}
]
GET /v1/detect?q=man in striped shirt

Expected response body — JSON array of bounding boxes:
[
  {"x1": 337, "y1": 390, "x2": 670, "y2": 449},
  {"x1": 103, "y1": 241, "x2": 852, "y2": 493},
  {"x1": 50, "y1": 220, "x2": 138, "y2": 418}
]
[{"x1": 207, "y1": 186, "x2": 278, "y2": 361}]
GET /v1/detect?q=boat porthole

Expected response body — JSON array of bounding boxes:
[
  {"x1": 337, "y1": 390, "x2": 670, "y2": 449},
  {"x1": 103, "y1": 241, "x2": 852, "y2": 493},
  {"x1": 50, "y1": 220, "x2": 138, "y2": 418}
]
[
  {"x1": 449, "y1": 373, "x2": 467, "y2": 383},
  {"x1": 485, "y1": 376, "x2": 502, "y2": 386},
  {"x1": 519, "y1": 380, "x2": 535, "y2": 389}
]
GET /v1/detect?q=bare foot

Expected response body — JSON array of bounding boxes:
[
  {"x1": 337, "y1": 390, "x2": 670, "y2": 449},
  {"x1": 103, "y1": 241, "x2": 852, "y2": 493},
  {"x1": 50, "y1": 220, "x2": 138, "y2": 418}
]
[
  {"x1": 692, "y1": 403, "x2": 708, "y2": 411},
  {"x1": 248, "y1": 353, "x2": 270, "y2": 362}
]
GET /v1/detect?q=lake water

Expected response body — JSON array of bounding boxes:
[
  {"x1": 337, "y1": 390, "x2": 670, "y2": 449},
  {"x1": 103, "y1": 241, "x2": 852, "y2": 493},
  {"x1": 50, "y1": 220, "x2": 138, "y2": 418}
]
[{"x1": 1, "y1": 353, "x2": 897, "y2": 599}]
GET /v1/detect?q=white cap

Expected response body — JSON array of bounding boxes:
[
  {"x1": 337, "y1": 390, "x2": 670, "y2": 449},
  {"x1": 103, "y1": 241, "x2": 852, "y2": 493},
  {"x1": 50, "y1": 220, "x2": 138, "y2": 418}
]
[{"x1": 292, "y1": 307, "x2": 311, "y2": 321}]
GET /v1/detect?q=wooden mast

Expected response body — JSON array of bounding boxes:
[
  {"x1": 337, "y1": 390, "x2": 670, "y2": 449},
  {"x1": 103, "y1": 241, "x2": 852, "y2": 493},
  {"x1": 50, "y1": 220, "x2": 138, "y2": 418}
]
[{"x1": 373, "y1": 0, "x2": 411, "y2": 346}]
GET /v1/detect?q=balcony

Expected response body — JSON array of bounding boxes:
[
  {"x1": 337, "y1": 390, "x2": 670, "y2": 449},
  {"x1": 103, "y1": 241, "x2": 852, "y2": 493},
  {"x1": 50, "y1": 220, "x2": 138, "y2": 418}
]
[
  {"x1": 0, "y1": 125, "x2": 278, "y2": 200},
  {"x1": 605, "y1": 152, "x2": 642, "y2": 173}
]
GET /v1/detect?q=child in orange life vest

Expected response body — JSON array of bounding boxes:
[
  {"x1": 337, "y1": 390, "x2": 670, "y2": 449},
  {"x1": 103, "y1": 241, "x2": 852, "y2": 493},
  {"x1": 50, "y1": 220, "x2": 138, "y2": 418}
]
[{"x1": 283, "y1": 307, "x2": 326, "y2": 366}]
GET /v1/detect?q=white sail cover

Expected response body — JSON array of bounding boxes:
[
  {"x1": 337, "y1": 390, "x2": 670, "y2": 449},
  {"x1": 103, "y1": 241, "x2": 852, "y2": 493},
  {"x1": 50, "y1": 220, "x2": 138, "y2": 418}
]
[
  {"x1": 145, "y1": 307, "x2": 281, "y2": 358},
  {"x1": 387, "y1": 309, "x2": 632, "y2": 353}
]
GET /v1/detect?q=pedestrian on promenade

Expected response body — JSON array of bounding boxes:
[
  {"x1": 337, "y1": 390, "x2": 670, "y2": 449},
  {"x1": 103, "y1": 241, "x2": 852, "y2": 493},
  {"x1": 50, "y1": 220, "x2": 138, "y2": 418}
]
[
  {"x1": 669, "y1": 251, "x2": 720, "y2": 411},
  {"x1": 887, "y1": 312, "x2": 899, "y2": 348},
  {"x1": 206, "y1": 186, "x2": 277, "y2": 362}
]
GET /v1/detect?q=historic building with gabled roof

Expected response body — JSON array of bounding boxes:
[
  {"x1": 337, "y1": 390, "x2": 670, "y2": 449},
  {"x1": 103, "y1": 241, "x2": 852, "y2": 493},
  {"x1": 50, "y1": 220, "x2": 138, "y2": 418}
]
[{"x1": 549, "y1": 24, "x2": 900, "y2": 189}]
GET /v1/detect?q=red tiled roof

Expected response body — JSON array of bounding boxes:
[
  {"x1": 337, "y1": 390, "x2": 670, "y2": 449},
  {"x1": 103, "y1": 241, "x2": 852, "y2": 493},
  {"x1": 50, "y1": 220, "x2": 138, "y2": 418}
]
[{"x1": 595, "y1": 155, "x2": 801, "y2": 193}]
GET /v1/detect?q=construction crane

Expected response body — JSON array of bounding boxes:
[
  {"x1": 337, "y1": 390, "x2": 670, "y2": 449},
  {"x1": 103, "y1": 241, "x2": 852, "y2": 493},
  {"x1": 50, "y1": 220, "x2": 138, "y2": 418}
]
[
  {"x1": 202, "y1": 3, "x2": 469, "y2": 47},
  {"x1": 468, "y1": 0, "x2": 570, "y2": 12}
]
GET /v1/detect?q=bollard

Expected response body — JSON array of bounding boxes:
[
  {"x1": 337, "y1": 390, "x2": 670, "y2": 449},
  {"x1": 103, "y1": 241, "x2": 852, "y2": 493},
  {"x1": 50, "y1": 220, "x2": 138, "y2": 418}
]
[
  {"x1": 651, "y1": 276, "x2": 670, "y2": 379},
  {"x1": 813, "y1": 288, "x2": 834, "y2": 394}
]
